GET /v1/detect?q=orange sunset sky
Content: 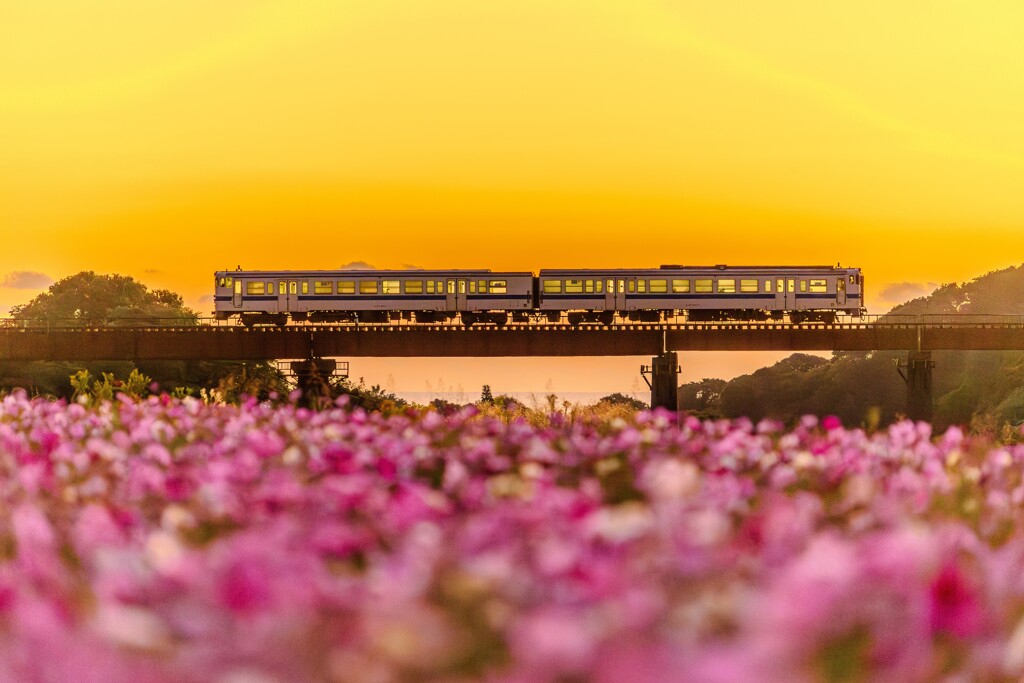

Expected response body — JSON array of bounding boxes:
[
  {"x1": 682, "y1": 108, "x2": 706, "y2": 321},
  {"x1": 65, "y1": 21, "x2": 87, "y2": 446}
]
[{"x1": 4, "y1": 1, "x2": 1024, "y2": 397}]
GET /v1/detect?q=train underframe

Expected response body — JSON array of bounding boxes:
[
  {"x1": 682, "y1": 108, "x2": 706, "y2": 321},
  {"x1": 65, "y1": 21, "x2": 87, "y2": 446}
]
[{"x1": 235, "y1": 307, "x2": 849, "y2": 327}]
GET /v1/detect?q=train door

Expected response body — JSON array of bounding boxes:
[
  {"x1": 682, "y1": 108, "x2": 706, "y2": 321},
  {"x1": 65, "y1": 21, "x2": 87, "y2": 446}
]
[
  {"x1": 233, "y1": 280, "x2": 242, "y2": 307},
  {"x1": 605, "y1": 278, "x2": 627, "y2": 310},
  {"x1": 775, "y1": 278, "x2": 796, "y2": 310},
  {"x1": 278, "y1": 280, "x2": 299, "y2": 312},
  {"x1": 837, "y1": 277, "x2": 847, "y2": 306},
  {"x1": 445, "y1": 278, "x2": 468, "y2": 312},
  {"x1": 604, "y1": 278, "x2": 617, "y2": 311}
]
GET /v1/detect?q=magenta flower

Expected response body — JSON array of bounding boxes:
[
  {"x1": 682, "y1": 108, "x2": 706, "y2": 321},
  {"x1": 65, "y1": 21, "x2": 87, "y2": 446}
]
[{"x1": 929, "y1": 561, "x2": 984, "y2": 639}]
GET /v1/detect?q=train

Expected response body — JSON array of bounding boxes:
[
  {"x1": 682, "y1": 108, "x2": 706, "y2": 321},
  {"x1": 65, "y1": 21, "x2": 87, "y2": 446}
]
[{"x1": 213, "y1": 265, "x2": 864, "y2": 327}]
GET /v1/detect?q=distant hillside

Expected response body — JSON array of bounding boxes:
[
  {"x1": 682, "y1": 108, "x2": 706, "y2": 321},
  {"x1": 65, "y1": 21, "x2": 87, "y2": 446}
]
[{"x1": 679, "y1": 265, "x2": 1024, "y2": 429}]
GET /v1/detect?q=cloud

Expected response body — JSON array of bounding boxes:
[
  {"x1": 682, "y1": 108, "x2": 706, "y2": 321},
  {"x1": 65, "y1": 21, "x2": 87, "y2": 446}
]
[
  {"x1": 339, "y1": 261, "x2": 376, "y2": 270},
  {"x1": 878, "y1": 282, "x2": 939, "y2": 304},
  {"x1": 197, "y1": 294, "x2": 214, "y2": 303},
  {"x1": 400, "y1": 263, "x2": 424, "y2": 270},
  {"x1": 143, "y1": 268, "x2": 165, "y2": 275},
  {"x1": 1, "y1": 271, "x2": 54, "y2": 289}
]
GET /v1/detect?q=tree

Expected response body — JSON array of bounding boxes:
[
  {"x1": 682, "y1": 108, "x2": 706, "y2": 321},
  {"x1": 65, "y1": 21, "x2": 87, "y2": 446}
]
[
  {"x1": 480, "y1": 384, "x2": 494, "y2": 404},
  {"x1": 678, "y1": 378, "x2": 727, "y2": 418},
  {"x1": 214, "y1": 362, "x2": 290, "y2": 404},
  {"x1": 10, "y1": 271, "x2": 197, "y2": 326},
  {"x1": 334, "y1": 377, "x2": 407, "y2": 413},
  {"x1": 596, "y1": 392, "x2": 648, "y2": 411}
]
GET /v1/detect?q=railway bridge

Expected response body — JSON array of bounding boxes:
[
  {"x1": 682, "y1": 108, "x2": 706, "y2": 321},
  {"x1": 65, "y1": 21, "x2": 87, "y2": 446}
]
[{"x1": 2, "y1": 314, "x2": 1023, "y2": 418}]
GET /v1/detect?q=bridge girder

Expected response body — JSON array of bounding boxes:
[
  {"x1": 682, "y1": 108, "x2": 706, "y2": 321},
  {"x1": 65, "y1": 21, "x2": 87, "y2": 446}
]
[{"x1": 1, "y1": 324, "x2": 1023, "y2": 360}]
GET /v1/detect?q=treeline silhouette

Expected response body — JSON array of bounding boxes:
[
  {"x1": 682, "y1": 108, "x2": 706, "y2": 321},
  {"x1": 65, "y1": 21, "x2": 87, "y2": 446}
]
[{"x1": 679, "y1": 265, "x2": 1024, "y2": 431}]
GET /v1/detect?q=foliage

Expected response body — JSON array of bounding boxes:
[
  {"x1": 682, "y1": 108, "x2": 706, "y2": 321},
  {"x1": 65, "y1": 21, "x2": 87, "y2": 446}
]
[
  {"x1": 692, "y1": 264, "x2": 1024, "y2": 429},
  {"x1": 596, "y1": 392, "x2": 648, "y2": 411},
  {"x1": 334, "y1": 376, "x2": 408, "y2": 414},
  {"x1": 69, "y1": 368, "x2": 152, "y2": 404},
  {"x1": 214, "y1": 362, "x2": 290, "y2": 404},
  {"x1": 677, "y1": 378, "x2": 727, "y2": 419},
  {"x1": 429, "y1": 397, "x2": 464, "y2": 415},
  {"x1": 10, "y1": 271, "x2": 197, "y2": 326}
]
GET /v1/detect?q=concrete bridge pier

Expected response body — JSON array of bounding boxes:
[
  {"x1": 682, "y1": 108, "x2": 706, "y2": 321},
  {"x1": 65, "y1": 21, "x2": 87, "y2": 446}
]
[
  {"x1": 290, "y1": 358, "x2": 337, "y2": 408},
  {"x1": 642, "y1": 351, "x2": 680, "y2": 411},
  {"x1": 897, "y1": 351, "x2": 935, "y2": 422}
]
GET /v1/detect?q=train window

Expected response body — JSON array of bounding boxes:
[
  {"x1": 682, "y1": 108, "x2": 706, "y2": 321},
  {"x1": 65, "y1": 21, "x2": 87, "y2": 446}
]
[
  {"x1": 217, "y1": 277, "x2": 225, "y2": 287},
  {"x1": 672, "y1": 279, "x2": 690, "y2": 293},
  {"x1": 360, "y1": 281, "x2": 378, "y2": 294},
  {"x1": 799, "y1": 280, "x2": 808, "y2": 293},
  {"x1": 637, "y1": 280, "x2": 646, "y2": 293},
  {"x1": 438, "y1": 281, "x2": 443, "y2": 293},
  {"x1": 382, "y1": 280, "x2": 400, "y2": 294},
  {"x1": 489, "y1": 280, "x2": 507, "y2": 294},
  {"x1": 469, "y1": 282, "x2": 477, "y2": 294},
  {"x1": 302, "y1": 282, "x2": 309, "y2": 295},
  {"x1": 448, "y1": 281, "x2": 456, "y2": 295},
  {"x1": 764, "y1": 280, "x2": 771, "y2": 292},
  {"x1": 787, "y1": 279, "x2": 795, "y2": 293},
  {"x1": 427, "y1": 281, "x2": 435, "y2": 294},
  {"x1": 406, "y1": 280, "x2": 423, "y2": 294},
  {"x1": 618, "y1": 280, "x2": 625, "y2": 293},
  {"x1": 740, "y1": 280, "x2": 758, "y2": 293},
  {"x1": 478, "y1": 280, "x2": 487, "y2": 293},
  {"x1": 338, "y1": 281, "x2": 354, "y2": 294},
  {"x1": 459, "y1": 280, "x2": 466, "y2": 294},
  {"x1": 267, "y1": 282, "x2": 274, "y2": 295},
  {"x1": 543, "y1": 280, "x2": 562, "y2": 294},
  {"x1": 289, "y1": 282, "x2": 298, "y2": 295},
  {"x1": 563, "y1": 280, "x2": 581, "y2": 294},
  {"x1": 695, "y1": 279, "x2": 713, "y2": 293},
  {"x1": 585, "y1": 280, "x2": 594, "y2": 293},
  {"x1": 777, "y1": 280, "x2": 784, "y2": 293},
  {"x1": 718, "y1": 279, "x2": 736, "y2": 294},
  {"x1": 628, "y1": 280, "x2": 636, "y2": 293},
  {"x1": 246, "y1": 282, "x2": 265, "y2": 295},
  {"x1": 226, "y1": 277, "x2": 232, "y2": 287},
  {"x1": 596, "y1": 280, "x2": 604, "y2": 293},
  {"x1": 315, "y1": 281, "x2": 334, "y2": 295},
  {"x1": 650, "y1": 279, "x2": 667, "y2": 293},
  {"x1": 809, "y1": 279, "x2": 827, "y2": 293},
  {"x1": 850, "y1": 275, "x2": 857, "y2": 285}
]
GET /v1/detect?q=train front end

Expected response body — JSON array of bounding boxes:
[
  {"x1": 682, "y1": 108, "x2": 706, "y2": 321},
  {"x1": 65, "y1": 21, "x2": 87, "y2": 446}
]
[{"x1": 213, "y1": 271, "x2": 241, "y2": 321}]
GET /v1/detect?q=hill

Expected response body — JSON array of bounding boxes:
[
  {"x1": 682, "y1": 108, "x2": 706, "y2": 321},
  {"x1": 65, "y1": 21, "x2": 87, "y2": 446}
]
[{"x1": 679, "y1": 265, "x2": 1024, "y2": 429}]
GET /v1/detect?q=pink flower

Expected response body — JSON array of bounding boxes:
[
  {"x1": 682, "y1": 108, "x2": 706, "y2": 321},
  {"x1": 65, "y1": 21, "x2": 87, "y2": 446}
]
[
  {"x1": 929, "y1": 562, "x2": 983, "y2": 639},
  {"x1": 822, "y1": 415, "x2": 843, "y2": 431},
  {"x1": 216, "y1": 560, "x2": 272, "y2": 614}
]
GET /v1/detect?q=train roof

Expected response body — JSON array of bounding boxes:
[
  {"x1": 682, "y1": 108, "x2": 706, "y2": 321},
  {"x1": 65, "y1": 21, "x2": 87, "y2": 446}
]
[
  {"x1": 216, "y1": 269, "x2": 534, "y2": 277},
  {"x1": 539, "y1": 266, "x2": 860, "y2": 274}
]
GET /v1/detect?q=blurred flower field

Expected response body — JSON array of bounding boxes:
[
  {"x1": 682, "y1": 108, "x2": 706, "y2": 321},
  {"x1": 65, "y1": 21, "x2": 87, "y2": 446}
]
[{"x1": 2, "y1": 391, "x2": 1024, "y2": 682}]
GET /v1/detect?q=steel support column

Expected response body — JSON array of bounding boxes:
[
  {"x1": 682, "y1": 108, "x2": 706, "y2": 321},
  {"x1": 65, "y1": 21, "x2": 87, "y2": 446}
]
[
  {"x1": 642, "y1": 351, "x2": 680, "y2": 411},
  {"x1": 897, "y1": 351, "x2": 934, "y2": 422},
  {"x1": 290, "y1": 358, "x2": 337, "y2": 408}
]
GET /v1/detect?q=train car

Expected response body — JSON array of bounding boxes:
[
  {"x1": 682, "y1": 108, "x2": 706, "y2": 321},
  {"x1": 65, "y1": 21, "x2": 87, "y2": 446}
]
[
  {"x1": 537, "y1": 266, "x2": 864, "y2": 324},
  {"x1": 214, "y1": 269, "x2": 534, "y2": 326}
]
